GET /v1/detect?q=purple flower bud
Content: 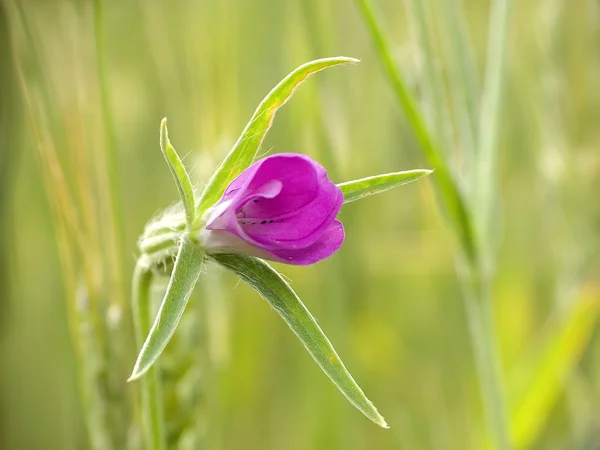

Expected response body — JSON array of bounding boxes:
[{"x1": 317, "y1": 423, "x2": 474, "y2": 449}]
[{"x1": 202, "y1": 153, "x2": 344, "y2": 265}]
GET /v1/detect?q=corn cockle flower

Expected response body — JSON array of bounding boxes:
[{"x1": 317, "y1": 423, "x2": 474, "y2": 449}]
[{"x1": 201, "y1": 153, "x2": 344, "y2": 265}]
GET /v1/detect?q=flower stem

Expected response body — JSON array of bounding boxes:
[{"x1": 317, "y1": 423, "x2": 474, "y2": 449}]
[
  {"x1": 132, "y1": 259, "x2": 166, "y2": 450},
  {"x1": 462, "y1": 270, "x2": 513, "y2": 450}
]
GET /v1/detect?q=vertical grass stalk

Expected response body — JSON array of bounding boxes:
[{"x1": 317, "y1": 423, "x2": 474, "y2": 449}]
[
  {"x1": 405, "y1": 0, "x2": 451, "y2": 156},
  {"x1": 132, "y1": 260, "x2": 166, "y2": 450},
  {"x1": 92, "y1": 0, "x2": 125, "y2": 304},
  {"x1": 355, "y1": 0, "x2": 477, "y2": 266},
  {"x1": 476, "y1": 0, "x2": 512, "y2": 260},
  {"x1": 471, "y1": 0, "x2": 514, "y2": 448},
  {"x1": 462, "y1": 271, "x2": 513, "y2": 450},
  {"x1": 6, "y1": 5, "x2": 114, "y2": 445},
  {"x1": 438, "y1": 0, "x2": 479, "y2": 172},
  {"x1": 356, "y1": 0, "x2": 513, "y2": 448}
]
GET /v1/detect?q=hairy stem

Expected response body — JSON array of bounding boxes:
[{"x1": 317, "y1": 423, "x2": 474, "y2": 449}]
[{"x1": 132, "y1": 260, "x2": 166, "y2": 450}]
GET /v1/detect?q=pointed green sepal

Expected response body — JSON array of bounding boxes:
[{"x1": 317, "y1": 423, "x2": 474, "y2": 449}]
[
  {"x1": 211, "y1": 253, "x2": 389, "y2": 428},
  {"x1": 160, "y1": 118, "x2": 196, "y2": 227},
  {"x1": 129, "y1": 236, "x2": 205, "y2": 381},
  {"x1": 195, "y1": 57, "x2": 360, "y2": 220},
  {"x1": 338, "y1": 169, "x2": 433, "y2": 204}
]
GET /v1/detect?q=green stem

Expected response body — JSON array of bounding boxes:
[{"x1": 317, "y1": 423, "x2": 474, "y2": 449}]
[
  {"x1": 132, "y1": 260, "x2": 166, "y2": 450},
  {"x1": 467, "y1": 0, "x2": 513, "y2": 446},
  {"x1": 356, "y1": 0, "x2": 513, "y2": 447},
  {"x1": 92, "y1": 0, "x2": 125, "y2": 301},
  {"x1": 405, "y1": 0, "x2": 451, "y2": 156},
  {"x1": 476, "y1": 0, "x2": 512, "y2": 256},
  {"x1": 438, "y1": 0, "x2": 479, "y2": 173},
  {"x1": 356, "y1": 0, "x2": 477, "y2": 266},
  {"x1": 73, "y1": 283, "x2": 114, "y2": 450},
  {"x1": 92, "y1": 0, "x2": 119, "y2": 205},
  {"x1": 6, "y1": 3, "x2": 114, "y2": 446},
  {"x1": 462, "y1": 270, "x2": 513, "y2": 450}
]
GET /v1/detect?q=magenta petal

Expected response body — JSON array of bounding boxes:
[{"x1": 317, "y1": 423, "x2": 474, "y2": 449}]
[
  {"x1": 241, "y1": 180, "x2": 343, "y2": 248},
  {"x1": 239, "y1": 154, "x2": 320, "y2": 217},
  {"x1": 220, "y1": 154, "x2": 318, "y2": 211},
  {"x1": 265, "y1": 220, "x2": 345, "y2": 265},
  {"x1": 205, "y1": 179, "x2": 283, "y2": 233},
  {"x1": 205, "y1": 153, "x2": 345, "y2": 265}
]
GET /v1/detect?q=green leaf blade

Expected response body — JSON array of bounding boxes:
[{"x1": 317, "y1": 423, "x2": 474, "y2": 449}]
[
  {"x1": 195, "y1": 57, "x2": 360, "y2": 220},
  {"x1": 508, "y1": 293, "x2": 599, "y2": 449},
  {"x1": 129, "y1": 237, "x2": 205, "y2": 381},
  {"x1": 338, "y1": 169, "x2": 433, "y2": 204},
  {"x1": 356, "y1": 0, "x2": 477, "y2": 266},
  {"x1": 211, "y1": 253, "x2": 388, "y2": 428},
  {"x1": 160, "y1": 118, "x2": 196, "y2": 227}
]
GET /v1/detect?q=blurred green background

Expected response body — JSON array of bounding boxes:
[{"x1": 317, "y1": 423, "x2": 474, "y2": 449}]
[{"x1": 1, "y1": 0, "x2": 599, "y2": 449}]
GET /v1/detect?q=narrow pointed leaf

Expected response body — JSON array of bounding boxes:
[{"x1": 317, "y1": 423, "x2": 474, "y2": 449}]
[
  {"x1": 508, "y1": 293, "x2": 599, "y2": 449},
  {"x1": 129, "y1": 237, "x2": 205, "y2": 381},
  {"x1": 338, "y1": 169, "x2": 433, "y2": 204},
  {"x1": 210, "y1": 253, "x2": 389, "y2": 428},
  {"x1": 356, "y1": 0, "x2": 477, "y2": 265},
  {"x1": 195, "y1": 57, "x2": 360, "y2": 219},
  {"x1": 160, "y1": 118, "x2": 196, "y2": 227}
]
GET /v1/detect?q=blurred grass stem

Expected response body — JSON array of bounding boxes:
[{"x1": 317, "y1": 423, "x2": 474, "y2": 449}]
[
  {"x1": 405, "y1": 0, "x2": 451, "y2": 155},
  {"x1": 476, "y1": 0, "x2": 512, "y2": 263},
  {"x1": 355, "y1": 0, "x2": 476, "y2": 266},
  {"x1": 463, "y1": 274, "x2": 512, "y2": 450},
  {"x1": 132, "y1": 260, "x2": 166, "y2": 450},
  {"x1": 357, "y1": 0, "x2": 513, "y2": 448},
  {"x1": 92, "y1": 0, "x2": 125, "y2": 304},
  {"x1": 438, "y1": 0, "x2": 479, "y2": 170},
  {"x1": 472, "y1": 0, "x2": 514, "y2": 446},
  {"x1": 6, "y1": 3, "x2": 114, "y2": 446}
]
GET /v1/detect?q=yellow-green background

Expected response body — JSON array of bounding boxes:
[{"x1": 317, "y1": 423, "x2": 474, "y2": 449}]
[{"x1": 1, "y1": 0, "x2": 599, "y2": 449}]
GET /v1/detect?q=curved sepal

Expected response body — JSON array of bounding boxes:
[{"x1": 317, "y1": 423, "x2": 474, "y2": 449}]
[
  {"x1": 338, "y1": 169, "x2": 433, "y2": 204},
  {"x1": 129, "y1": 237, "x2": 205, "y2": 381},
  {"x1": 195, "y1": 57, "x2": 360, "y2": 219}
]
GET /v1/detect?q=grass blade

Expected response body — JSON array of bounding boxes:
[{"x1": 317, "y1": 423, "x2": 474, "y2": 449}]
[
  {"x1": 211, "y1": 253, "x2": 389, "y2": 429},
  {"x1": 355, "y1": 0, "x2": 477, "y2": 266},
  {"x1": 132, "y1": 261, "x2": 166, "y2": 450},
  {"x1": 475, "y1": 0, "x2": 512, "y2": 249},
  {"x1": 160, "y1": 118, "x2": 196, "y2": 227},
  {"x1": 405, "y1": 0, "x2": 450, "y2": 155},
  {"x1": 195, "y1": 57, "x2": 360, "y2": 220},
  {"x1": 508, "y1": 292, "x2": 599, "y2": 449},
  {"x1": 129, "y1": 237, "x2": 205, "y2": 381},
  {"x1": 464, "y1": 288, "x2": 513, "y2": 450},
  {"x1": 438, "y1": 0, "x2": 479, "y2": 165},
  {"x1": 357, "y1": 2, "x2": 514, "y2": 448},
  {"x1": 337, "y1": 169, "x2": 433, "y2": 204}
]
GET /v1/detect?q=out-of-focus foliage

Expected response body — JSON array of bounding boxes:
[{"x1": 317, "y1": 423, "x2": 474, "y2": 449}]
[{"x1": 0, "y1": 0, "x2": 599, "y2": 449}]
